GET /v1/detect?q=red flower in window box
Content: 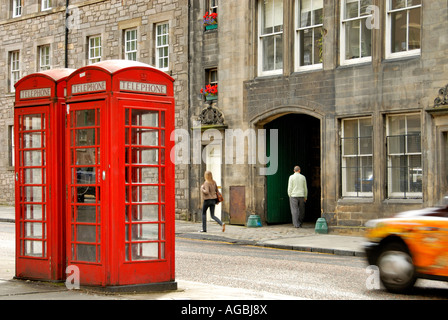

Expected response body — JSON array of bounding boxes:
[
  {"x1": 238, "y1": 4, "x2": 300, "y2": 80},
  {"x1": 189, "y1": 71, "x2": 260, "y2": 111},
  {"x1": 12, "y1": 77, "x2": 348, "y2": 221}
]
[
  {"x1": 203, "y1": 12, "x2": 218, "y2": 26},
  {"x1": 201, "y1": 84, "x2": 218, "y2": 99}
]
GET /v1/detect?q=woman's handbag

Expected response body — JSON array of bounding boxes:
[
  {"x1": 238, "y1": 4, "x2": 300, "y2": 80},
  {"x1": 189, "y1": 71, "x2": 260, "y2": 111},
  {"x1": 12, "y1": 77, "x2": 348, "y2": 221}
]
[{"x1": 216, "y1": 190, "x2": 223, "y2": 203}]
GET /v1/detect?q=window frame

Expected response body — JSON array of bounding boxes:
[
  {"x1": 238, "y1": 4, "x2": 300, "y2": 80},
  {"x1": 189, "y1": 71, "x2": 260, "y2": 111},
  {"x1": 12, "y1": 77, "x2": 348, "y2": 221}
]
[
  {"x1": 386, "y1": 113, "x2": 423, "y2": 199},
  {"x1": 10, "y1": 51, "x2": 20, "y2": 93},
  {"x1": 295, "y1": 0, "x2": 324, "y2": 71},
  {"x1": 41, "y1": 0, "x2": 52, "y2": 11},
  {"x1": 124, "y1": 28, "x2": 138, "y2": 61},
  {"x1": 341, "y1": 117, "x2": 374, "y2": 198},
  {"x1": 340, "y1": 0, "x2": 373, "y2": 66},
  {"x1": 155, "y1": 23, "x2": 169, "y2": 71},
  {"x1": 38, "y1": 45, "x2": 51, "y2": 71},
  {"x1": 12, "y1": 0, "x2": 22, "y2": 18},
  {"x1": 209, "y1": 0, "x2": 218, "y2": 14},
  {"x1": 385, "y1": 0, "x2": 422, "y2": 60},
  {"x1": 88, "y1": 35, "x2": 102, "y2": 65},
  {"x1": 9, "y1": 125, "x2": 14, "y2": 167},
  {"x1": 258, "y1": 0, "x2": 284, "y2": 77}
]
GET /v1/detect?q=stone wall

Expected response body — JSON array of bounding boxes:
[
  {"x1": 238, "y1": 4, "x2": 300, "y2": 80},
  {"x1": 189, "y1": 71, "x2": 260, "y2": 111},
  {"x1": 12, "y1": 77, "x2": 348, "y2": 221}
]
[{"x1": 0, "y1": 0, "x2": 190, "y2": 217}]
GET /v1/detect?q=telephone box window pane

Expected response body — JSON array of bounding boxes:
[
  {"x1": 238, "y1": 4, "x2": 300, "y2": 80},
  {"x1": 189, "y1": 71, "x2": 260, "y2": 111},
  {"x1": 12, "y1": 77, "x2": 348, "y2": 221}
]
[
  {"x1": 161, "y1": 224, "x2": 165, "y2": 240},
  {"x1": 161, "y1": 205, "x2": 165, "y2": 221},
  {"x1": 24, "y1": 187, "x2": 43, "y2": 202},
  {"x1": 75, "y1": 109, "x2": 96, "y2": 127},
  {"x1": 131, "y1": 128, "x2": 159, "y2": 146},
  {"x1": 132, "y1": 167, "x2": 159, "y2": 184},
  {"x1": 132, "y1": 223, "x2": 158, "y2": 241},
  {"x1": 75, "y1": 148, "x2": 96, "y2": 165},
  {"x1": 76, "y1": 129, "x2": 96, "y2": 146},
  {"x1": 23, "y1": 151, "x2": 42, "y2": 166},
  {"x1": 131, "y1": 186, "x2": 159, "y2": 203},
  {"x1": 160, "y1": 167, "x2": 165, "y2": 184},
  {"x1": 160, "y1": 131, "x2": 165, "y2": 147},
  {"x1": 24, "y1": 205, "x2": 43, "y2": 220},
  {"x1": 77, "y1": 225, "x2": 97, "y2": 242},
  {"x1": 131, "y1": 148, "x2": 158, "y2": 165},
  {"x1": 23, "y1": 133, "x2": 42, "y2": 149},
  {"x1": 160, "y1": 112, "x2": 165, "y2": 128},
  {"x1": 76, "y1": 167, "x2": 96, "y2": 185},
  {"x1": 24, "y1": 168, "x2": 43, "y2": 184},
  {"x1": 160, "y1": 243, "x2": 165, "y2": 259},
  {"x1": 76, "y1": 244, "x2": 97, "y2": 262},
  {"x1": 23, "y1": 115, "x2": 42, "y2": 130},
  {"x1": 131, "y1": 109, "x2": 158, "y2": 127},
  {"x1": 76, "y1": 206, "x2": 97, "y2": 223},
  {"x1": 25, "y1": 222, "x2": 43, "y2": 239},
  {"x1": 160, "y1": 149, "x2": 165, "y2": 165},
  {"x1": 131, "y1": 205, "x2": 158, "y2": 222},
  {"x1": 160, "y1": 186, "x2": 165, "y2": 203},
  {"x1": 76, "y1": 186, "x2": 98, "y2": 203},
  {"x1": 25, "y1": 240, "x2": 43, "y2": 257},
  {"x1": 130, "y1": 243, "x2": 158, "y2": 260}
]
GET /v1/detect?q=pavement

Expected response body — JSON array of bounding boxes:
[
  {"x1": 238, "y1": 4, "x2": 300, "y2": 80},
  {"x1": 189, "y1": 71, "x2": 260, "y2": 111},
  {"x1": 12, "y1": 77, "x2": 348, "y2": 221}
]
[{"x1": 0, "y1": 205, "x2": 367, "y2": 300}]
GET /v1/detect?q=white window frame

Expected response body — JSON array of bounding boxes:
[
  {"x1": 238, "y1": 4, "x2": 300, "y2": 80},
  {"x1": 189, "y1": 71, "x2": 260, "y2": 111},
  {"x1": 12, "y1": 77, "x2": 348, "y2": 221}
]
[
  {"x1": 12, "y1": 0, "x2": 22, "y2": 18},
  {"x1": 340, "y1": 0, "x2": 373, "y2": 66},
  {"x1": 209, "y1": 0, "x2": 218, "y2": 14},
  {"x1": 386, "y1": 113, "x2": 422, "y2": 199},
  {"x1": 341, "y1": 117, "x2": 373, "y2": 198},
  {"x1": 39, "y1": 45, "x2": 51, "y2": 71},
  {"x1": 125, "y1": 29, "x2": 138, "y2": 61},
  {"x1": 88, "y1": 35, "x2": 102, "y2": 64},
  {"x1": 295, "y1": 0, "x2": 324, "y2": 72},
  {"x1": 258, "y1": 0, "x2": 284, "y2": 77},
  {"x1": 10, "y1": 51, "x2": 20, "y2": 93},
  {"x1": 9, "y1": 125, "x2": 15, "y2": 167},
  {"x1": 41, "y1": 0, "x2": 52, "y2": 11},
  {"x1": 156, "y1": 23, "x2": 169, "y2": 71},
  {"x1": 386, "y1": 0, "x2": 422, "y2": 60}
]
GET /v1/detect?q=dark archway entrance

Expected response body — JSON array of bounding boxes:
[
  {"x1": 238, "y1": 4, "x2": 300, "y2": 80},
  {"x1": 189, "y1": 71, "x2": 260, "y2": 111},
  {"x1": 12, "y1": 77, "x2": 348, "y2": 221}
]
[{"x1": 266, "y1": 114, "x2": 321, "y2": 224}]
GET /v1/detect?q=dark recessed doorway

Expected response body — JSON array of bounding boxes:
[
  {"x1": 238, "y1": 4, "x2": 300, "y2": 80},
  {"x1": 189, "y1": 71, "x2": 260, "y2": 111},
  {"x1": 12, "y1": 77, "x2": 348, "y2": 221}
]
[{"x1": 265, "y1": 114, "x2": 321, "y2": 224}]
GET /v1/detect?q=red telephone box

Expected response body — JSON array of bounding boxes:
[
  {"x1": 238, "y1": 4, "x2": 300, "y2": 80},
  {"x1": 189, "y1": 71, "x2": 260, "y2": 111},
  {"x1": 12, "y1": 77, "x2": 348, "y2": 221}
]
[
  {"x1": 65, "y1": 60, "x2": 176, "y2": 289},
  {"x1": 14, "y1": 69, "x2": 75, "y2": 281}
]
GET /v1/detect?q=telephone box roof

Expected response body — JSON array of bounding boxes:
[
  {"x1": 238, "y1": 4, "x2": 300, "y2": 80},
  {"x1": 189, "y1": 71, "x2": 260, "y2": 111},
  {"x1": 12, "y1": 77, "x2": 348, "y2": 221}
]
[
  {"x1": 68, "y1": 60, "x2": 174, "y2": 82},
  {"x1": 15, "y1": 68, "x2": 76, "y2": 89}
]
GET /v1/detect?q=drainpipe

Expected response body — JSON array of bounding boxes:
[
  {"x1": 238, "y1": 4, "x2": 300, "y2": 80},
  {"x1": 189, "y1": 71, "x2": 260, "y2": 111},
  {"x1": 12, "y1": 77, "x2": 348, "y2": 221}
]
[
  {"x1": 65, "y1": 0, "x2": 69, "y2": 68},
  {"x1": 187, "y1": 0, "x2": 192, "y2": 216}
]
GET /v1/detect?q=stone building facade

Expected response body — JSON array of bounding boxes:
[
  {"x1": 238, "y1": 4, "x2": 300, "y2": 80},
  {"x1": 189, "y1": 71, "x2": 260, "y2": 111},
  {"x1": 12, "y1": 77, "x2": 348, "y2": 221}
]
[
  {"x1": 2, "y1": 0, "x2": 448, "y2": 232},
  {"x1": 0, "y1": 0, "x2": 190, "y2": 218},
  {"x1": 189, "y1": 0, "x2": 448, "y2": 232}
]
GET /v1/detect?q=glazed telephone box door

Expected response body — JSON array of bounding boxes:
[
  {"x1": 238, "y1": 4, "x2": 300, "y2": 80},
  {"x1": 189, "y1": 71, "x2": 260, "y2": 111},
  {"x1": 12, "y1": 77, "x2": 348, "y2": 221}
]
[
  {"x1": 119, "y1": 101, "x2": 174, "y2": 284},
  {"x1": 15, "y1": 107, "x2": 49, "y2": 263},
  {"x1": 65, "y1": 60, "x2": 175, "y2": 288},
  {"x1": 66, "y1": 102, "x2": 105, "y2": 283}
]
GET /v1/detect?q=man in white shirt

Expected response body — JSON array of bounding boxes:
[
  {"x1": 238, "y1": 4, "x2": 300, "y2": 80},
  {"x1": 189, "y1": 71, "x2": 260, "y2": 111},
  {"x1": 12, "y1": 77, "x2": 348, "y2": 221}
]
[{"x1": 287, "y1": 166, "x2": 308, "y2": 228}]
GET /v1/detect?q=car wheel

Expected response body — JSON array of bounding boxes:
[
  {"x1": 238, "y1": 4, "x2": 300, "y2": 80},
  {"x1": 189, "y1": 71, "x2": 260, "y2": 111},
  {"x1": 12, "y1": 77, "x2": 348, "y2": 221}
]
[{"x1": 377, "y1": 242, "x2": 416, "y2": 293}]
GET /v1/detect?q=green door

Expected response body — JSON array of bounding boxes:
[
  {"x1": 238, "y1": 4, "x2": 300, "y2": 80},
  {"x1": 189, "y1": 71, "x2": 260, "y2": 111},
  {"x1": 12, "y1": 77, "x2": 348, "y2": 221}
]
[{"x1": 266, "y1": 114, "x2": 321, "y2": 224}]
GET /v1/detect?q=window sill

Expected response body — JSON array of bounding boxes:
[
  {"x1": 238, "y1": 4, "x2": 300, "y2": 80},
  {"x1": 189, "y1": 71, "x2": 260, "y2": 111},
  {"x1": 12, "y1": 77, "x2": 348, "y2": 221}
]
[
  {"x1": 255, "y1": 72, "x2": 284, "y2": 80},
  {"x1": 338, "y1": 198, "x2": 374, "y2": 204},
  {"x1": 294, "y1": 64, "x2": 323, "y2": 73},
  {"x1": 339, "y1": 58, "x2": 372, "y2": 68},
  {"x1": 384, "y1": 50, "x2": 421, "y2": 63},
  {"x1": 383, "y1": 198, "x2": 423, "y2": 205}
]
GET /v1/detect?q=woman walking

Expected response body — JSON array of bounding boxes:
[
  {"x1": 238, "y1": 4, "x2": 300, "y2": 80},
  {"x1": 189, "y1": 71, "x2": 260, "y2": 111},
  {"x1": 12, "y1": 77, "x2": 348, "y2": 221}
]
[{"x1": 200, "y1": 171, "x2": 225, "y2": 233}]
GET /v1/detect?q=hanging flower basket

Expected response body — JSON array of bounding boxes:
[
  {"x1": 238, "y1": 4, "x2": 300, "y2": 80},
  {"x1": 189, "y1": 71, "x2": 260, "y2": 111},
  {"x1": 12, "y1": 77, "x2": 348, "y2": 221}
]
[
  {"x1": 201, "y1": 84, "x2": 218, "y2": 100},
  {"x1": 203, "y1": 12, "x2": 218, "y2": 30}
]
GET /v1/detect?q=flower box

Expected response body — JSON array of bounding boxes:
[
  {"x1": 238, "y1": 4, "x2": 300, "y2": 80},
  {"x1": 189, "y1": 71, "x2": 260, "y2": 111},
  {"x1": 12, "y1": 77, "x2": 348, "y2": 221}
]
[
  {"x1": 201, "y1": 84, "x2": 218, "y2": 101},
  {"x1": 205, "y1": 24, "x2": 218, "y2": 30},
  {"x1": 203, "y1": 12, "x2": 218, "y2": 30},
  {"x1": 206, "y1": 94, "x2": 218, "y2": 101}
]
